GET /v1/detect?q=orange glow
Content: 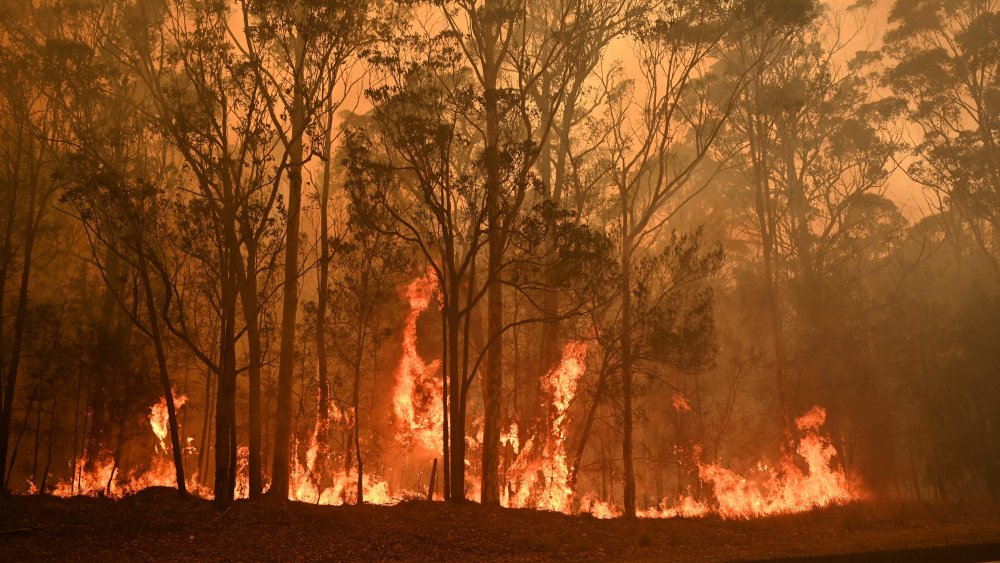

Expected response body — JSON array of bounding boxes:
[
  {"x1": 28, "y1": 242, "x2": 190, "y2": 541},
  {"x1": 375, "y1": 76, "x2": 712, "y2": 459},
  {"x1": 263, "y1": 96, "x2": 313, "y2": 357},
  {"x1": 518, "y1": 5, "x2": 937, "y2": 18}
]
[
  {"x1": 581, "y1": 405, "x2": 863, "y2": 519},
  {"x1": 47, "y1": 395, "x2": 205, "y2": 499},
  {"x1": 150, "y1": 393, "x2": 187, "y2": 453},
  {"x1": 391, "y1": 268, "x2": 443, "y2": 455},
  {"x1": 690, "y1": 406, "x2": 861, "y2": 519},
  {"x1": 35, "y1": 283, "x2": 862, "y2": 521},
  {"x1": 504, "y1": 341, "x2": 587, "y2": 513}
]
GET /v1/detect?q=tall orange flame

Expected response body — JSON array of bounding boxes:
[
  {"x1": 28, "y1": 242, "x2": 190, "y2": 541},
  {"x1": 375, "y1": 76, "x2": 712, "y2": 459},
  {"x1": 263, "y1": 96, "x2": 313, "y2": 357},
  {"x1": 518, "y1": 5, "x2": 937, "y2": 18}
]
[
  {"x1": 391, "y1": 268, "x2": 442, "y2": 454},
  {"x1": 504, "y1": 341, "x2": 587, "y2": 513},
  {"x1": 47, "y1": 394, "x2": 204, "y2": 499},
  {"x1": 620, "y1": 406, "x2": 861, "y2": 520},
  {"x1": 150, "y1": 393, "x2": 187, "y2": 453}
]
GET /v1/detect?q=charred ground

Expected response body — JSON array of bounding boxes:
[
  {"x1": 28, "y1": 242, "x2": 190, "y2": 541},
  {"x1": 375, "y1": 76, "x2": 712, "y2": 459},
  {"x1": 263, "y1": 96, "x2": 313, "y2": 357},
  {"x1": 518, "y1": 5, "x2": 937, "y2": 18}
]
[{"x1": 2, "y1": 490, "x2": 999, "y2": 562}]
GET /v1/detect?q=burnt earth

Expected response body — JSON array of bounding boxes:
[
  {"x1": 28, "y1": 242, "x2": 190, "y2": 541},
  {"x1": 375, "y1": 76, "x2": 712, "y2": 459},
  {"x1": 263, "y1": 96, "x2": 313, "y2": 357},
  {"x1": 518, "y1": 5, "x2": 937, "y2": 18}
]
[{"x1": 1, "y1": 489, "x2": 999, "y2": 561}]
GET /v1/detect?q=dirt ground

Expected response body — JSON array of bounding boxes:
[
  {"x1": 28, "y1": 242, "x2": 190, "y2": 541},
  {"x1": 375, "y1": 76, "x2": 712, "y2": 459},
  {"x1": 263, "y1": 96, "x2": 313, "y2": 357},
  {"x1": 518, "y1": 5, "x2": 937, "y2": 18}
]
[{"x1": 1, "y1": 488, "x2": 999, "y2": 561}]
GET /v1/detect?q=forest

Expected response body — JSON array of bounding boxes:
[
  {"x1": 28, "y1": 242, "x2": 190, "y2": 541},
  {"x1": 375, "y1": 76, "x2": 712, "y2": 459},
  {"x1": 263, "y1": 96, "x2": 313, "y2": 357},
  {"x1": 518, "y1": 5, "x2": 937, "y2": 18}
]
[{"x1": 1, "y1": 0, "x2": 999, "y2": 547}]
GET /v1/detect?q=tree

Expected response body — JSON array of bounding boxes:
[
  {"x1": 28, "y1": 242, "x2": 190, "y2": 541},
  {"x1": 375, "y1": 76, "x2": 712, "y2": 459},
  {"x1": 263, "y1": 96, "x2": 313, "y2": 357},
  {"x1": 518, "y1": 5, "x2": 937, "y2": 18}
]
[
  {"x1": 720, "y1": 2, "x2": 899, "y2": 447},
  {"x1": 884, "y1": 0, "x2": 1000, "y2": 275},
  {"x1": 111, "y1": 0, "x2": 286, "y2": 505},
  {"x1": 593, "y1": 0, "x2": 813, "y2": 516},
  {"x1": 0, "y1": 19, "x2": 67, "y2": 490},
  {"x1": 237, "y1": 0, "x2": 381, "y2": 500}
]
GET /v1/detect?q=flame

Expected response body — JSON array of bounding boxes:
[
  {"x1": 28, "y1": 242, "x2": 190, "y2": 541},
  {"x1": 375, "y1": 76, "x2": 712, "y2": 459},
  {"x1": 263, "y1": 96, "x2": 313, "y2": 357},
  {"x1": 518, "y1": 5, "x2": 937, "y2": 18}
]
[
  {"x1": 671, "y1": 392, "x2": 692, "y2": 413},
  {"x1": 638, "y1": 495, "x2": 710, "y2": 518},
  {"x1": 285, "y1": 400, "x2": 398, "y2": 506},
  {"x1": 503, "y1": 341, "x2": 587, "y2": 513},
  {"x1": 690, "y1": 406, "x2": 860, "y2": 519},
  {"x1": 150, "y1": 393, "x2": 187, "y2": 453},
  {"x1": 392, "y1": 268, "x2": 443, "y2": 454},
  {"x1": 31, "y1": 271, "x2": 863, "y2": 521},
  {"x1": 579, "y1": 405, "x2": 862, "y2": 520},
  {"x1": 501, "y1": 422, "x2": 520, "y2": 455},
  {"x1": 579, "y1": 493, "x2": 622, "y2": 519},
  {"x1": 46, "y1": 395, "x2": 207, "y2": 499}
]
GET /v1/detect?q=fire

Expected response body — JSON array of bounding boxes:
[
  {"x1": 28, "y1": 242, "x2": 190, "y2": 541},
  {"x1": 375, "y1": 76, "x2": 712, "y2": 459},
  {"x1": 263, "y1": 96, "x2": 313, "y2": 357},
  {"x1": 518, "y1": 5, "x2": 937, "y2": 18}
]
[
  {"x1": 391, "y1": 268, "x2": 443, "y2": 454},
  {"x1": 287, "y1": 408, "x2": 397, "y2": 506},
  {"x1": 32, "y1": 273, "x2": 863, "y2": 520},
  {"x1": 671, "y1": 392, "x2": 692, "y2": 413},
  {"x1": 690, "y1": 406, "x2": 860, "y2": 519},
  {"x1": 150, "y1": 393, "x2": 187, "y2": 453},
  {"x1": 46, "y1": 395, "x2": 204, "y2": 499},
  {"x1": 581, "y1": 405, "x2": 862, "y2": 520},
  {"x1": 504, "y1": 341, "x2": 587, "y2": 513},
  {"x1": 579, "y1": 493, "x2": 622, "y2": 519}
]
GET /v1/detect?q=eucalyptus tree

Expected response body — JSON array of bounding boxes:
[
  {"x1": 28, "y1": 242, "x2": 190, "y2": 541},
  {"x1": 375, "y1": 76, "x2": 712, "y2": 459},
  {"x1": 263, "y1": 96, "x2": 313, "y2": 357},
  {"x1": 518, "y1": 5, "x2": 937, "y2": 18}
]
[
  {"x1": 594, "y1": 0, "x2": 816, "y2": 517},
  {"x1": 520, "y1": 0, "x2": 645, "y2": 439},
  {"x1": 348, "y1": 40, "x2": 488, "y2": 499},
  {"x1": 423, "y1": 0, "x2": 617, "y2": 505},
  {"x1": 38, "y1": 2, "x2": 196, "y2": 495},
  {"x1": 0, "y1": 10, "x2": 72, "y2": 490},
  {"x1": 884, "y1": 0, "x2": 1000, "y2": 276},
  {"x1": 110, "y1": 0, "x2": 285, "y2": 506},
  {"x1": 234, "y1": 0, "x2": 385, "y2": 500},
  {"x1": 720, "y1": 3, "x2": 899, "y2": 445}
]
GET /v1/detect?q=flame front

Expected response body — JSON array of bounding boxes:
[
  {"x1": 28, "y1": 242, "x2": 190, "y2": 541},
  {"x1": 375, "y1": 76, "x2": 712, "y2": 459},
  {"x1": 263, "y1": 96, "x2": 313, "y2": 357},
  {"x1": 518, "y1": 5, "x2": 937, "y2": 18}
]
[
  {"x1": 626, "y1": 406, "x2": 862, "y2": 520},
  {"x1": 392, "y1": 268, "x2": 443, "y2": 455},
  {"x1": 504, "y1": 341, "x2": 588, "y2": 513},
  {"x1": 689, "y1": 406, "x2": 859, "y2": 519},
  {"x1": 47, "y1": 395, "x2": 206, "y2": 499},
  {"x1": 36, "y1": 273, "x2": 863, "y2": 520}
]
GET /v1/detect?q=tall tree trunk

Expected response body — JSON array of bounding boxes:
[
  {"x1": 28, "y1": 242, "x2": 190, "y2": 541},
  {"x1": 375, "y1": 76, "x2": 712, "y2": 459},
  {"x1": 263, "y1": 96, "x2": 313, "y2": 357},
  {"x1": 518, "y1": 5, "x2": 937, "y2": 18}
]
[
  {"x1": 314, "y1": 99, "x2": 335, "y2": 487},
  {"x1": 440, "y1": 285, "x2": 450, "y2": 500},
  {"x1": 447, "y1": 298, "x2": 465, "y2": 501},
  {"x1": 481, "y1": 63, "x2": 502, "y2": 507},
  {"x1": 751, "y1": 126, "x2": 793, "y2": 448},
  {"x1": 139, "y1": 260, "x2": 186, "y2": 496},
  {"x1": 620, "y1": 229, "x2": 637, "y2": 518},
  {"x1": 351, "y1": 328, "x2": 365, "y2": 504},
  {"x1": 271, "y1": 35, "x2": 306, "y2": 501},
  {"x1": 40, "y1": 393, "x2": 55, "y2": 493},
  {"x1": 238, "y1": 243, "x2": 264, "y2": 498},
  {"x1": 215, "y1": 194, "x2": 242, "y2": 507},
  {"x1": 0, "y1": 196, "x2": 39, "y2": 490}
]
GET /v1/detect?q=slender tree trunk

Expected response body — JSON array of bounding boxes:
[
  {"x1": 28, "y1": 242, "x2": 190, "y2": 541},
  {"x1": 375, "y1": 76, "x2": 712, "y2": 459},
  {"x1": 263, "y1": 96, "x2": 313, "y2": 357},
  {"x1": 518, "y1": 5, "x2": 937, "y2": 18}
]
[
  {"x1": 139, "y1": 260, "x2": 186, "y2": 496},
  {"x1": 447, "y1": 301, "x2": 465, "y2": 501},
  {"x1": 440, "y1": 285, "x2": 450, "y2": 500},
  {"x1": 751, "y1": 130, "x2": 793, "y2": 447},
  {"x1": 199, "y1": 367, "x2": 213, "y2": 484},
  {"x1": 215, "y1": 298, "x2": 237, "y2": 506},
  {"x1": 215, "y1": 196, "x2": 241, "y2": 507},
  {"x1": 238, "y1": 244, "x2": 264, "y2": 498},
  {"x1": 481, "y1": 63, "x2": 502, "y2": 507},
  {"x1": 314, "y1": 99, "x2": 335, "y2": 487},
  {"x1": 272, "y1": 36, "x2": 306, "y2": 501},
  {"x1": 620, "y1": 229, "x2": 637, "y2": 518},
  {"x1": 40, "y1": 393, "x2": 55, "y2": 493},
  {"x1": 30, "y1": 397, "x2": 41, "y2": 485},
  {"x1": 0, "y1": 199, "x2": 39, "y2": 490},
  {"x1": 352, "y1": 333, "x2": 364, "y2": 505}
]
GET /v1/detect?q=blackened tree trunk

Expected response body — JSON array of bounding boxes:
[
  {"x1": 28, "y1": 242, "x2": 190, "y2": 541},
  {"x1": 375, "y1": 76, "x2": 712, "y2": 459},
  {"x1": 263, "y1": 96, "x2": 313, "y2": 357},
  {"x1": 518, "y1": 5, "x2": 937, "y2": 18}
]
[
  {"x1": 619, "y1": 225, "x2": 636, "y2": 518},
  {"x1": 272, "y1": 33, "x2": 306, "y2": 500},
  {"x1": 138, "y1": 261, "x2": 186, "y2": 496},
  {"x1": 482, "y1": 65, "x2": 503, "y2": 506}
]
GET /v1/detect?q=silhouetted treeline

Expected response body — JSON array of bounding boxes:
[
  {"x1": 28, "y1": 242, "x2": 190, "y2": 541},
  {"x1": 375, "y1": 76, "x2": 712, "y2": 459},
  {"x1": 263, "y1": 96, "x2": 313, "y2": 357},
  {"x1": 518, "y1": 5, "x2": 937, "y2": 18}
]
[{"x1": 0, "y1": 0, "x2": 998, "y2": 513}]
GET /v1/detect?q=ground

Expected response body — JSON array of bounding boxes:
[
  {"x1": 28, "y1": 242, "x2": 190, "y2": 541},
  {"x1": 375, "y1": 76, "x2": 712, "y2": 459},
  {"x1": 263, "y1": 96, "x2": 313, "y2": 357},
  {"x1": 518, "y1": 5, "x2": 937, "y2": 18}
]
[{"x1": 1, "y1": 489, "x2": 999, "y2": 561}]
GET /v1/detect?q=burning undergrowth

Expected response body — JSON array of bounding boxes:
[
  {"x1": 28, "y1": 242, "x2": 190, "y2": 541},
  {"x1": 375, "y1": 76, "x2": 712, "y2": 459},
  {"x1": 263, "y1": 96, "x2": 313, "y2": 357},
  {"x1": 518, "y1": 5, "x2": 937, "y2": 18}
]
[{"x1": 32, "y1": 274, "x2": 863, "y2": 519}]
